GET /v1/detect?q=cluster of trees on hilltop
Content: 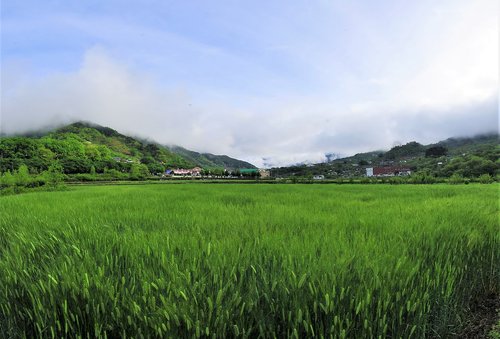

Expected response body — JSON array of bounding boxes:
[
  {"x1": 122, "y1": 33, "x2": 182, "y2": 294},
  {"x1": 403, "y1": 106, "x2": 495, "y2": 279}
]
[{"x1": 384, "y1": 141, "x2": 426, "y2": 160}]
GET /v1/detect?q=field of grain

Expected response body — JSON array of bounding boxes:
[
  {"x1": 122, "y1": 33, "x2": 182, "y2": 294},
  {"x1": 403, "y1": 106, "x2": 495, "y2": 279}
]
[{"x1": 0, "y1": 184, "x2": 498, "y2": 338}]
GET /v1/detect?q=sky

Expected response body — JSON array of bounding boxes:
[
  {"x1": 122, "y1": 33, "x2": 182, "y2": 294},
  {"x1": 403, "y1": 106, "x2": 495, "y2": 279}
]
[{"x1": 1, "y1": 0, "x2": 498, "y2": 167}]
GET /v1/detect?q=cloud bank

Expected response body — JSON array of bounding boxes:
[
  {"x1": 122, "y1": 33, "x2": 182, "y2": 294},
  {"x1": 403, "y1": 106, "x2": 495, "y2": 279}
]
[{"x1": 2, "y1": 48, "x2": 497, "y2": 168}]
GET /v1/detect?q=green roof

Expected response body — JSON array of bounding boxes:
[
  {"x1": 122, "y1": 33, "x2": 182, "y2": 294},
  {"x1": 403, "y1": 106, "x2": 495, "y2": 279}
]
[{"x1": 239, "y1": 168, "x2": 259, "y2": 173}]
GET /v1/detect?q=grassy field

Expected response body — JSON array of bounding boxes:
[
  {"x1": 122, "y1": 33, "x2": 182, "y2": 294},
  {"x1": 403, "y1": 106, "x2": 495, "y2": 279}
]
[{"x1": 0, "y1": 184, "x2": 498, "y2": 338}]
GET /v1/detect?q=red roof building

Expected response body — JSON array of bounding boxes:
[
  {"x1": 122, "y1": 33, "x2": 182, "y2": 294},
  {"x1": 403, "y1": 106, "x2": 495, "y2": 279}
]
[{"x1": 366, "y1": 167, "x2": 411, "y2": 177}]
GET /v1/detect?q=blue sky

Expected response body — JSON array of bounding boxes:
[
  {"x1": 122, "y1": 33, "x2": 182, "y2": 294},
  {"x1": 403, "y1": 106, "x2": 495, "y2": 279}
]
[{"x1": 1, "y1": 0, "x2": 498, "y2": 166}]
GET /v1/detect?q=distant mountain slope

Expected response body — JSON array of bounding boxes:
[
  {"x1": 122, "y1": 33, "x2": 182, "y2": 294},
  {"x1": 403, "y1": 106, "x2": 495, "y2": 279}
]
[
  {"x1": 432, "y1": 134, "x2": 498, "y2": 155},
  {"x1": 271, "y1": 133, "x2": 499, "y2": 178},
  {"x1": 169, "y1": 146, "x2": 256, "y2": 169},
  {"x1": 0, "y1": 121, "x2": 256, "y2": 174},
  {"x1": 333, "y1": 133, "x2": 497, "y2": 165},
  {"x1": 60, "y1": 122, "x2": 256, "y2": 169}
]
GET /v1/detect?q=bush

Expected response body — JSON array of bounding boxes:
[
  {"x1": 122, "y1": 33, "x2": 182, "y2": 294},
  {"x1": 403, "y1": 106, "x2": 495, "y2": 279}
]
[
  {"x1": 103, "y1": 168, "x2": 128, "y2": 180},
  {"x1": 72, "y1": 173, "x2": 98, "y2": 182},
  {"x1": 389, "y1": 176, "x2": 405, "y2": 185},
  {"x1": 360, "y1": 177, "x2": 371, "y2": 184},
  {"x1": 42, "y1": 163, "x2": 65, "y2": 187},
  {"x1": 410, "y1": 172, "x2": 436, "y2": 184},
  {"x1": 0, "y1": 186, "x2": 22, "y2": 196},
  {"x1": 130, "y1": 163, "x2": 151, "y2": 180},
  {"x1": 0, "y1": 170, "x2": 15, "y2": 188},
  {"x1": 448, "y1": 174, "x2": 465, "y2": 185},
  {"x1": 478, "y1": 174, "x2": 493, "y2": 184},
  {"x1": 14, "y1": 165, "x2": 32, "y2": 187}
]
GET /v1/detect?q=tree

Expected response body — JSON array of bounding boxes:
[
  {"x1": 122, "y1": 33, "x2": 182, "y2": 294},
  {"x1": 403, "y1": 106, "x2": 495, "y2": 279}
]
[
  {"x1": 103, "y1": 168, "x2": 126, "y2": 180},
  {"x1": 0, "y1": 171, "x2": 15, "y2": 188},
  {"x1": 44, "y1": 163, "x2": 64, "y2": 187},
  {"x1": 385, "y1": 142, "x2": 424, "y2": 160},
  {"x1": 210, "y1": 168, "x2": 224, "y2": 177},
  {"x1": 130, "y1": 163, "x2": 150, "y2": 180},
  {"x1": 90, "y1": 166, "x2": 96, "y2": 180},
  {"x1": 15, "y1": 164, "x2": 31, "y2": 187},
  {"x1": 84, "y1": 144, "x2": 102, "y2": 161},
  {"x1": 449, "y1": 173, "x2": 464, "y2": 184},
  {"x1": 143, "y1": 143, "x2": 161, "y2": 157},
  {"x1": 425, "y1": 146, "x2": 448, "y2": 158},
  {"x1": 60, "y1": 157, "x2": 92, "y2": 174},
  {"x1": 146, "y1": 162, "x2": 165, "y2": 175},
  {"x1": 478, "y1": 174, "x2": 493, "y2": 184},
  {"x1": 140, "y1": 155, "x2": 155, "y2": 165},
  {"x1": 0, "y1": 137, "x2": 38, "y2": 159},
  {"x1": 410, "y1": 170, "x2": 436, "y2": 184}
]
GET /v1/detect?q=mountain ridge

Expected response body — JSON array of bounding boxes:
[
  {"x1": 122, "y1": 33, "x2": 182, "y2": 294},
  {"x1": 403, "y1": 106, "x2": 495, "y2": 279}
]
[
  {"x1": 0, "y1": 121, "x2": 257, "y2": 174},
  {"x1": 271, "y1": 132, "x2": 498, "y2": 178}
]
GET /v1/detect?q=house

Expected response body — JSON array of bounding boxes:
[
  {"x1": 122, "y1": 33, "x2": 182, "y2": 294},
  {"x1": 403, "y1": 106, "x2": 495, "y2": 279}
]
[
  {"x1": 113, "y1": 157, "x2": 136, "y2": 164},
  {"x1": 259, "y1": 169, "x2": 270, "y2": 178},
  {"x1": 167, "y1": 167, "x2": 203, "y2": 177},
  {"x1": 366, "y1": 167, "x2": 411, "y2": 177},
  {"x1": 191, "y1": 167, "x2": 202, "y2": 176}
]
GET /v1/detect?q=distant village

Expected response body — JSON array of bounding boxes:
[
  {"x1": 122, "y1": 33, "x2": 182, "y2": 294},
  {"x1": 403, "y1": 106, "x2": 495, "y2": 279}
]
[
  {"x1": 159, "y1": 165, "x2": 410, "y2": 180},
  {"x1": 365, "y1": 167, "x2": 411, "y2": 177},
  {"x1": 162, "y1": 167, "x2": 271, "y2": 179},
  {"x1": 107, "y1": 149, "x2": 416, "y2": 181}
]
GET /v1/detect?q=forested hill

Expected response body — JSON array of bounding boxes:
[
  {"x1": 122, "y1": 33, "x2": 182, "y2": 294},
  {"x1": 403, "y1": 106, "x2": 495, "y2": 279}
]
[
  {"x1": 168, "y1": 145, "x2": 256, "y2": 170},
  {"x1": 271, "y1": 133, "x2": 499, "y2": 179},
  {"x1": 0, "y1": 122, "x2": 256, "y2": 174}
]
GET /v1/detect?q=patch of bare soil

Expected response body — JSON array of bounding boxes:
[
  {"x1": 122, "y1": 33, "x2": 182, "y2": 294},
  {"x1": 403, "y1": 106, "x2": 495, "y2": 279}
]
[{"x1": 460, "y1": 292, "x2": 500, "y2": 339}]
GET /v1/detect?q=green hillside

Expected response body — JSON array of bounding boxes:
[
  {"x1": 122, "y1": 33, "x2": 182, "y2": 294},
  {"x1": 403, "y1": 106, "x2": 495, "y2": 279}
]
[
  {"x1": 271, "y1": 133, "x2": 499, "y2": 179},
  {"x1": 433, "y1": 134, "x2": 499, "y2": 155},
  {"x1": 0, "y1": 122, "x2": 255, "y2": 175},
  {"x1": 169, "y1": 145, "x2": 256, "y2": 169}
]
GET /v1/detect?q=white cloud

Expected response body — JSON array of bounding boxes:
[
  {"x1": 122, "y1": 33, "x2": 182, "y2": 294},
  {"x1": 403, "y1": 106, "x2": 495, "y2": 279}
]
[
  {"x1": 1, "y1": 47, "x2": 498, "y2": 168},
  {"x1": 2, "y1": 48, "x2": 223, "y2": 150}
]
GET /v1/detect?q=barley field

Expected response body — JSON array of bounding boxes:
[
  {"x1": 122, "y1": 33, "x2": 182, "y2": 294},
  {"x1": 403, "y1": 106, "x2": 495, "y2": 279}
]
[{"x1": 0, "y1": 184, "x2": 498, "y2": 338}]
